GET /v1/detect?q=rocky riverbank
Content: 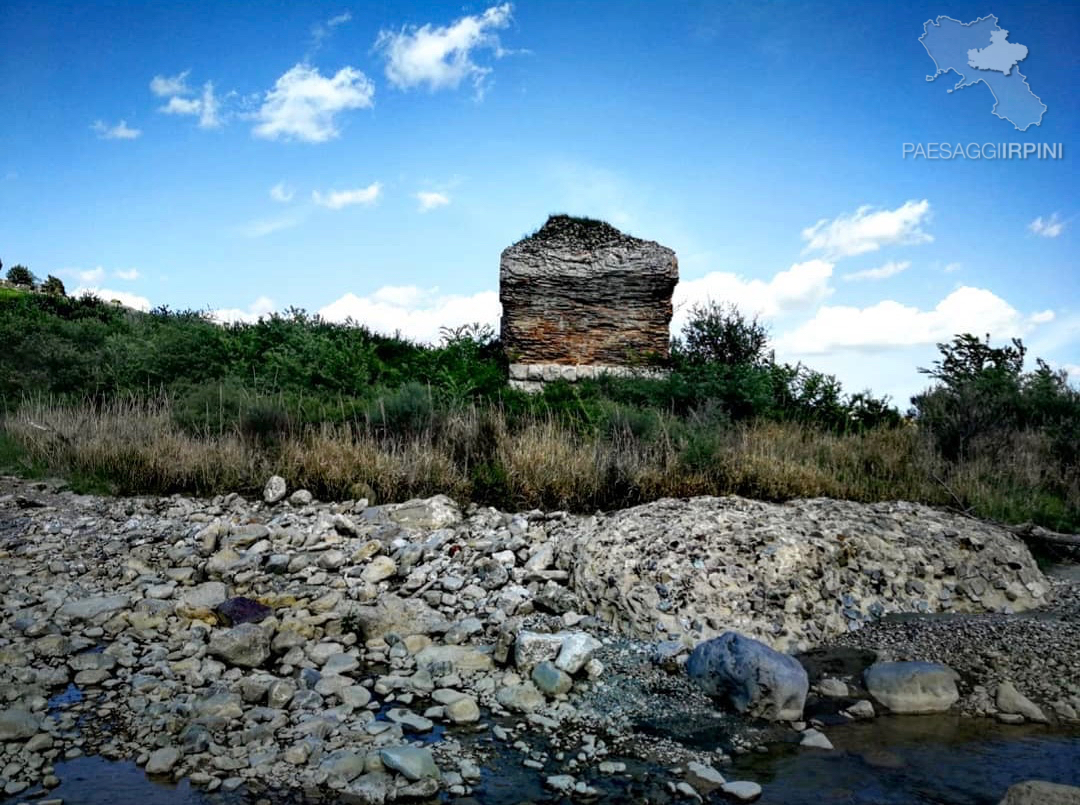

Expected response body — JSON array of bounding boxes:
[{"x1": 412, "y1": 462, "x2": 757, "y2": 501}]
[{"x1": 0, "y1": 477, "x2": 1076, "y2": 803}]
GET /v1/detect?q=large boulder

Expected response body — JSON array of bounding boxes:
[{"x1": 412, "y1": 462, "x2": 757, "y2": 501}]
[
  {"x1": 998, "y1": 781, "x2": 1080, "y2": 805},
  {"x1": 686, "y1": 632, "x2": 808, "y2": 721},
  {"x1": 550, "y1": 497, "x2": 1048, "y2": 652},
  {"x1": 863, "y1": 661, "x2": 959, "y2": 713}
]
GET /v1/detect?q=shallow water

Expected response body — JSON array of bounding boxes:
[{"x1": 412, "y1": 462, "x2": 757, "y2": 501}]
[
  {"x1": 9, "y1": 756, "x2": 224, "y2": 804},
  {"x1": 730, "y1": 716, "x2": 1080, "y2": 805},
  {"x1": 8, "y1": 708, "x2": 1079, "y2": 805}
]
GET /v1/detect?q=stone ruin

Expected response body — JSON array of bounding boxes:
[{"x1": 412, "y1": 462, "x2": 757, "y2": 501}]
[{"x1": 500, "y1": 215, "x2": 679, "y2": 391}]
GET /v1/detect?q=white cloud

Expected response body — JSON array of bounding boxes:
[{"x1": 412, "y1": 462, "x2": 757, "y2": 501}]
[
  {"x1": 944, "y1": 262, "x2": 962, "y2": 273},
  {"x1": 375, "y1": 3, "x2": 513, "y2": 97},
  {"x1": 160, "y1": 96, "x2": 201, "y2": 115},
  {"x1": 1029, "y1": 309, "x2": 1055, "y2": 324},
  {"x1": 150, "y1": 70, "x2": 191, "y2": 97},
  {"x1": 310, "y1": 11, "x2": 352, "y2": 53},
  {"x1": 158, "y1": 81, "x2": 221, "y2": 128},
  {"x1": 65, "y1": 266, "x2": 140, "y2": 283},
  {"x1": 270, "y1": 182, "x2": 295, "y2": 203},
  {"x1": 92, "y1": 120, "x2": 141, "y2": 140},
  {"x1": 73, "y1": 287, "x2": 152, "y2": 311},
  {"x1": 802, "y1": 200, "x2": 932, "y2": 259},
  {"x1": 1029, "y1": 213, "x2": 1065, "y2": 238},
  {"x1": 842, "y1": 260, "x2": 910, "y2": 282},
  {"x1": 239, "y1": 215, "x2": 302, "y2": 238},
  {"x1": 416, "y1": 191, "x2": 450, "y2": 212},
  {"x1": 70, "y1": 267, "x2": 106, "y2": 283},
  {"x1": 212, "y1": 296, "x2": 276, "y2": 324},
  {"x1": 776, "y1": 286, "x2": 1030, "y2": 355},
  {"x1": 312, "y1": 182, "x2": 382, "y2": 209},
  {"x1": 198, "y1": 82, "x2": 221, "y2": 128},
  {"x1": 319, "y1": 286, "x2": 500, "y2": 343},
  {"x1": 253, "y1": 64, "x2": 375, "y2": 143},
  {"x1": 672, "y1": 259, "x2": 834, "y2": 333}
]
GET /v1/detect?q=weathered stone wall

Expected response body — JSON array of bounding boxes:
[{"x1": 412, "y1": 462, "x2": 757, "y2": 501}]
[{"x1": 499, "y1": 216, "x2": 678, "y2": 375}]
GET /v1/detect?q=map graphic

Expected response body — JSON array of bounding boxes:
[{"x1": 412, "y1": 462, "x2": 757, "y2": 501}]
[{"x1": 920, "y1": 15, "x2": 1046, "y2": 131}]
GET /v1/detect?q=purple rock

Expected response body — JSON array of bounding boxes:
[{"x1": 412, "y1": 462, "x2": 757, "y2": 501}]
[{"x1": 215, "y1": 597, "x2": 272, "y2": 626}]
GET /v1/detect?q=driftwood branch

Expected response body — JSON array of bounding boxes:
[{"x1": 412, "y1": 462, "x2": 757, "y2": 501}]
[{"x1": 1006, "y1": 522, "x2": 1080, "y2": 550}]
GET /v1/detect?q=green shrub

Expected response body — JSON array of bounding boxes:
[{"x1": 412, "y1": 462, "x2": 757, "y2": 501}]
[{"x1": 365, "y1": 382, "x2": 436, "y2": 437}]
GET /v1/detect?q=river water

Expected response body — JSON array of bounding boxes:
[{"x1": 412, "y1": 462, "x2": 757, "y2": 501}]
[{"x1": 14, "y1": 715, "x2": 1078, "y2": 804}]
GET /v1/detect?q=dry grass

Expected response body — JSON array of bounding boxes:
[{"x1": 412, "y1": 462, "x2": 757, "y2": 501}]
[{"x1": 3, "y1": 395, "x2": 1076, "y2": 529}]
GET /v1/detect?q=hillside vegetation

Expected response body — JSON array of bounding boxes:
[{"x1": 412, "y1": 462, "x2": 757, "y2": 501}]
[{"x1": 0, "y1": 289, "x2": 1076, "y2": 531}]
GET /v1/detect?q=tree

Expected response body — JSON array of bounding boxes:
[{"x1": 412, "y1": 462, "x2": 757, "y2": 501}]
[
  {"x1": 918, "y1": 332, "x2": 1025, "y2": 391},
  {"x1": 41, "y1": 275, "x2": 66, "y2": 297},
  {"x1": 5, "y1": 265, "x2": 36, "y2": 288},
  {"x1": 674, "y1": 301, "x2": 772, "y2": 367}
]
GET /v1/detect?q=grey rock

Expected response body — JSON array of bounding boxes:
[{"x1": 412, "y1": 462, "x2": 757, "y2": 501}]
[
  {"x1": 320, "y1": 749, "x2": 367, "y2": 782},
  {"x1": 844, "y1": 699, "x2": 876, "y2": 720},
  {"x1": 555, "y1": 632, "x2": 602, "y2": 675},
  {"x1": 386, "y1": 708, "x2": 434, "y2": 732},
  {"x1": 207, "y1": 623, "x2": 271, "y2": 668},
  {"x1": 722, "y1": 780, "x2": 763, "y2": 801},
  {"x1": 263, "y1": 475, "x2": 287, "y2": 504},
  {"x1": 998, "y1": 781, "x2": 1080, "y2": 805},
  {"x1": 531, "y1": 661, "x2": 572, "y2": 696},
  {"x1": 414, "y1": 644, "x2": 493, "y2": 673},
  {"x1": 378, "y1": 746, "x2": 439, "y2": 781},
  {"x1": 0, "y1": 708, "x2": 40, "y2": 741},
  {"x1": 496, "y1": 682, "x2": 546, "y2": 713},
  {"x1": 341, "y1": 771, "x2": 392, "y2": 805},
  {"x1": 996, "y1": 681, "x2": 1048, "y2": 723},
  {"x1": 545, "y1": 774, "x2": 577, "y2": 794},
  {"x1": 397, "y1": 778, "x2": 439, "y2": 799},
  {"x1": 444, "y1": 695, "x2": 481, "y2": 723},
  {"x1": 145, "y1": 746, "x2": 182, "y2": 775},
  {"x1": 268, "y1": 679, "x2": 297, "y2": 709},
  {"x1": 175, "y1": 582, "x2": 227, "y2": 620},
  {"x1": 362, "y1": 556, "x2": 397, "y2": 583},
  {"x1": 323, "y1": 653, "x2": 360, "y2": 675},
  {"x1": 387, "y1": 495, "x2": 461, "y2": 529},
  {"x1": 800, "y1": 727, "x2": 834, "y2": 749},
  {"x1": 684, "y1": 760, "x2": 725, "y2": 793},
  {"x1": 58, "y1": 594, "x2": 128, "y2": 621},
  {"x1": 474, "y1": 558, "x2": 509, "y2": 590},
  {"x1": 289, "y1": 489, "x2": 313, "y2": 506},
  {"x1": 817, "y1": 677, "x2": 849, "y2": 697},
  {"x1": 864, "y1": 661, "x2": 959, "y2": 714},
  {"x1": 349, "y1": 594, "x2": 446, "y2": 641},
  {"x1": 514, "y1": 630, "x2": 565, "y2": 670},
  {"x1": 686, "y1": 632, "x2": 808, "y2": 721}
]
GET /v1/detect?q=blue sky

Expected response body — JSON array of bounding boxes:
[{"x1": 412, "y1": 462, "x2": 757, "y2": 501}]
[{"x1": 1, "y1": 1, "x2": 1076, "y2": 406}]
